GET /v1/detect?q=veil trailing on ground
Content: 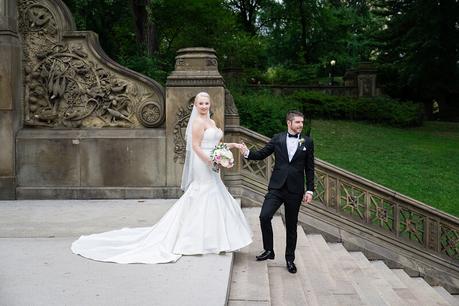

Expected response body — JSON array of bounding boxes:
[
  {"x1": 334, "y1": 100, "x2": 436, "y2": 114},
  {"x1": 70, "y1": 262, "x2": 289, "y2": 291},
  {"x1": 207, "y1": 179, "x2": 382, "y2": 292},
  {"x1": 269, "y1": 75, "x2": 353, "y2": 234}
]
[{"x1": 180, "y1": 101, "x2": 210, "y2": 191}]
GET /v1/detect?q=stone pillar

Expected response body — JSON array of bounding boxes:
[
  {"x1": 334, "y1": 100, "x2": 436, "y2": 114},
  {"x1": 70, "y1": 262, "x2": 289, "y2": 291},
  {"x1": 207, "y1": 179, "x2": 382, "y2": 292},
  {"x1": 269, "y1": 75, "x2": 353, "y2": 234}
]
[
  {"x1": 0, "y1": 0, "x2": 21, "y2": 199},
  {"x1": 356, "y1": 62, "x2": 377, "y2": 97},
  {"x1": 165, "y1": 48, "x2": 225, "y2": 188}
]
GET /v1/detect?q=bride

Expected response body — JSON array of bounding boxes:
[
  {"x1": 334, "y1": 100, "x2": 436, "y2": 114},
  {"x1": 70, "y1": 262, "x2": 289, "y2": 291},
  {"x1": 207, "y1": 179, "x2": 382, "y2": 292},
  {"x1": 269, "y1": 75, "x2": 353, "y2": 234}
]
[{"x1": 71, "y1": 92, "x2": 252, "y2": 264}]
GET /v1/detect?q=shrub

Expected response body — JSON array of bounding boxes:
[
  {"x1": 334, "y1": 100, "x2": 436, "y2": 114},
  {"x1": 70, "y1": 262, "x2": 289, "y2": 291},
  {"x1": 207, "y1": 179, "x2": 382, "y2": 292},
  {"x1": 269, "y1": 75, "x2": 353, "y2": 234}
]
[
  {"x1": 231, "y1": 89, "x2": 424, "y2": 137},
  {"x1": 290, "y1": 91, "x2": 424, "y2": 127},
  {"x1": 232, "y1": 90, "x2": 303, "y2": 137}
]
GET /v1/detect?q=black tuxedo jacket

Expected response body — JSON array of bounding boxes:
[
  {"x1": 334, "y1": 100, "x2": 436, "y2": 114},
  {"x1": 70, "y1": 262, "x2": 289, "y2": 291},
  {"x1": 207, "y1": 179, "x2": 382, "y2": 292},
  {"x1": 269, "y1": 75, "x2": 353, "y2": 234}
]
[{"x1": 247, "y1": 132, "x2": 314, "y2": 194}]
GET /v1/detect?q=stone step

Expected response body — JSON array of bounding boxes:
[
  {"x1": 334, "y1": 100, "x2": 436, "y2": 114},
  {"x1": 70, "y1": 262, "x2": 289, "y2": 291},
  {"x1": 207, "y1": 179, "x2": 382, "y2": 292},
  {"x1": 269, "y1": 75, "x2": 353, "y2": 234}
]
[
  {"x1": 434, "y1": 286, "x2": 459, "y2": 306},
  {"x1": 413, "y1": 278, "x2": 451, "y2": 306},
  {"x1": 350, "y1": 252, "x2": 420, "y2": 305},
  {"x1": 298, "y1": 234, "x2": 341, "y2": 305},
  {"x1": 294, "y1": 243, "x2": 321, "y2": 306},
  {"x1": 327, "y1": 243, "x2": 387, "y2": 306},
  {"x1": 268, "y1": 266, "x2": 309, "y2": 306},
  {"x1": 321, "y1": 243, "x2": 368, "y2": 305},
  {"x1": 228, "y1": 208, "x2": 270, "y2": 306},
  {"x1": 267, "y1": 217, "x2": 310, "y2": 306},
  {"x1": 229, "y1": 208, "x2": 456, "y2": 306},
  {"x1": 370, "y1": 260, "x2": 406, "y2": 289},
  {"x1": 392, "y1": 269, "x2": 451, "y2": 306}
]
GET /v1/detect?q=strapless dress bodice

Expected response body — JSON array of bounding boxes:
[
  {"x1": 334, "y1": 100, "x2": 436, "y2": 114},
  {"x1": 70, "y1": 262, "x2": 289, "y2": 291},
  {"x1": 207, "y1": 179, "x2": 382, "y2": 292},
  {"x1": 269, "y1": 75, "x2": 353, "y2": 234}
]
[{"x1": 200, "y1": 127, "x2": 223, "y2": 150}]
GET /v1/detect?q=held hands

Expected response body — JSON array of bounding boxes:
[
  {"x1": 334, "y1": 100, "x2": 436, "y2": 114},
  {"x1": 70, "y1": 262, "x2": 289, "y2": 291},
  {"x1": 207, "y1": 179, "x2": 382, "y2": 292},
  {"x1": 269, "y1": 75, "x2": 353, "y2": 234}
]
[
  {"x1": 223, "y1": 142, "x2": 248, "y2": 155},
  {"x1": 237, "y1": 142, "x2": 249, "y2": 156}
]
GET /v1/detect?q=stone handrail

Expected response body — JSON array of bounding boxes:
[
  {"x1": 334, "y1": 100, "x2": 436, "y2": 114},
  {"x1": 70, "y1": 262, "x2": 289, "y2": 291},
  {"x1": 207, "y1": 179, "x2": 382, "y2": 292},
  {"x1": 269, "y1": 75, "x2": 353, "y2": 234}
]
[{"x1": 225, "y1": 125, "x2": 459, "y2": 292}]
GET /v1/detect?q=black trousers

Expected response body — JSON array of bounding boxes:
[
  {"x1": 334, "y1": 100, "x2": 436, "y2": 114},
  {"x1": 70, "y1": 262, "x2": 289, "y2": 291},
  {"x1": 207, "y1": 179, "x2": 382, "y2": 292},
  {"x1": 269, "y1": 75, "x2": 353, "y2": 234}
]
[{"x1": 259, "y1": 186, "x2": 303, "y2": 262}]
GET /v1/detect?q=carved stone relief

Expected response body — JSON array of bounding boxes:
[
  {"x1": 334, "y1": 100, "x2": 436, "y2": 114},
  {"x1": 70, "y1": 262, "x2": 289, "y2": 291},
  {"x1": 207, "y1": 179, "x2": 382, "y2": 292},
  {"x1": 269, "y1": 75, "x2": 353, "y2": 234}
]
[
  {"x1": 18, "y1": 0, "x2": 164, "y2": 128},
  {"x1": 173, "y1": 101, "x2": 194, "y2": 163},
  {"x1": 224, "y1": 89, "x2": 238, "y2": 116}
]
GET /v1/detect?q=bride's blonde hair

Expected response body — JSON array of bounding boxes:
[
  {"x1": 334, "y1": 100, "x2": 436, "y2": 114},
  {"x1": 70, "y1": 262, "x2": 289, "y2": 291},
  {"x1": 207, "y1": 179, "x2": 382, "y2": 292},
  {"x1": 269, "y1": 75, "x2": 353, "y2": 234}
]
[{"x1": 194, "y1": 92, "x2": 210, "y2": 104}]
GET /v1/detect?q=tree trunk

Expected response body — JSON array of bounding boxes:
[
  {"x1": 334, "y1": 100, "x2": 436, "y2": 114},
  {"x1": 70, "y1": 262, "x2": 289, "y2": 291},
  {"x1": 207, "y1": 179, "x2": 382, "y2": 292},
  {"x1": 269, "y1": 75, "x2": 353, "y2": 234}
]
[
  {"x1": 298, "y1": 0, "x2": 308, "y2": 64},
  {"x1": 130, "y1": 0, "x2": 159, "y2": 55}
]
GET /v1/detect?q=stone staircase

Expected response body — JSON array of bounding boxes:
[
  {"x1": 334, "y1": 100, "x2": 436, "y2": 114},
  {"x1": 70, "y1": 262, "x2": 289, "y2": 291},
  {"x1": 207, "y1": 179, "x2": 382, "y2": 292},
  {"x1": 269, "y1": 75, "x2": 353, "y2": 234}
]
[{"x1": 229, "y1": 208, "x2": 459, "y2": 306}]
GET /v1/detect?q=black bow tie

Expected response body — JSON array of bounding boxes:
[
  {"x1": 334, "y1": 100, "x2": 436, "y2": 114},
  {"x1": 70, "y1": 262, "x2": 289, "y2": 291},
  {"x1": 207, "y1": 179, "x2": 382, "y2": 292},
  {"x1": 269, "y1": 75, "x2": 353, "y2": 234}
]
[{"x1": 287, "y1": 133, "x2": 298, "y2": 138}]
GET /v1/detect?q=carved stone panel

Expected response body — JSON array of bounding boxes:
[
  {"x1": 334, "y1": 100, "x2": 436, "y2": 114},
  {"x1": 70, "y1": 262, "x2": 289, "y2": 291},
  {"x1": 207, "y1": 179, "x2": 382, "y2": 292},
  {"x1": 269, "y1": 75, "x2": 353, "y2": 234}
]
[
  {"x1": 440, "y1": 223, "x2": 459, "y2": 260},
  {"x1": 173, "y1": 101, "x2": 194, "y2": 163},
  {"x1": 18, "y1": 0, "x2": 164, "y2": 128}
]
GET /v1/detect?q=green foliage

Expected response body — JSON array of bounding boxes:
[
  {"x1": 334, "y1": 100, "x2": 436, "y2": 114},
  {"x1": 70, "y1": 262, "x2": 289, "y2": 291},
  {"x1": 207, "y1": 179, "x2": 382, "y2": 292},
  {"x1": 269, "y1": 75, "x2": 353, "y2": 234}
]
[
  {"x1": 261, "y1": 65, "x2": 318, "y2": 84},
  {"x1": 231, "y1": 90, "x2": 423, "y2": 134},
  {"x1": 232, "y1": 90, "x2": 303, "y2": 137},
  {"x1": 373, "y1": 0, "x2": 459, "y2": 118},
  {"x1": 117, "y1": 54, "x2": 170, "y2": 85},
  {"x1": 216, "y1": 32, "x2": 269, "y2": 71},
  {"x1": 62, "y1": 0, "x2": 458, "y2": 120},
  {"x1": 290, "y1": 91, "x2": 424, "y2": 127},
  {"x1": 63, "y1": 0, "x2": 137, "y2": 59}
]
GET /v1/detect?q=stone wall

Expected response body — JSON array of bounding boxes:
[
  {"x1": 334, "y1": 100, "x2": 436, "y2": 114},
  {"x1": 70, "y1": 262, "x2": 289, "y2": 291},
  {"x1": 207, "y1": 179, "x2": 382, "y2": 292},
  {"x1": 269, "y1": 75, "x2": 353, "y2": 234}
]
[
  {"x1": 0, "y1": 0, "x2": 232, "y2": 199},
  {"x1": 0, "y1": 0, "x2": 22, "y2": 199}
]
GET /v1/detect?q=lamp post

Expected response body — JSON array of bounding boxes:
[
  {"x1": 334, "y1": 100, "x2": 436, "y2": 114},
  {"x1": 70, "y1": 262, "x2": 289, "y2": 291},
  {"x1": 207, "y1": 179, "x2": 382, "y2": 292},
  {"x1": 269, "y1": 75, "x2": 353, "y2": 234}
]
[{"x1": 329, "y1": 59, "x2": 336, "y2": 85}]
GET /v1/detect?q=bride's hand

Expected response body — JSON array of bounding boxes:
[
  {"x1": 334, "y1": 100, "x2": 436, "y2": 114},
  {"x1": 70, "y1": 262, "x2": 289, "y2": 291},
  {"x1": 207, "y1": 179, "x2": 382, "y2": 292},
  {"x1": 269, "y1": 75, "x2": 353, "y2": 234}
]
[
  {"x1": 238, "y1": 142, "x2": 248, "y2": 154},
  {"x1": 225, "y1": 142, "x2": 242, "y2": 150}
]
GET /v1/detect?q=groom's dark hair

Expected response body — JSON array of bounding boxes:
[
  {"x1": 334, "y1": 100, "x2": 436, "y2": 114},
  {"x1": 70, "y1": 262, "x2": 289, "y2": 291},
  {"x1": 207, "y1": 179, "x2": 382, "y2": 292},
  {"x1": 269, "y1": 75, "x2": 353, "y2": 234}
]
[{"x1": 286, "y1": 110, "x2": 304, "y2": 122}]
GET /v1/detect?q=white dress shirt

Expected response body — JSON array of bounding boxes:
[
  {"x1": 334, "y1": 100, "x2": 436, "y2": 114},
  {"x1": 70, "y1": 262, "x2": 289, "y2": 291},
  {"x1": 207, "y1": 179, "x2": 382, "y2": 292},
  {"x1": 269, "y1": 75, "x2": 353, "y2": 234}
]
[{"x1": 286, "y1": 134, "x2": 299, "y2": 162}]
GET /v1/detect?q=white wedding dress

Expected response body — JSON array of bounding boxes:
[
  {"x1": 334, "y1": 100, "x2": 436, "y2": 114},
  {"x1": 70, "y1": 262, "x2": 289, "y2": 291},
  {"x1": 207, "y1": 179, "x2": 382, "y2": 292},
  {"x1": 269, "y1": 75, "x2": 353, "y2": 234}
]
[{"x1": 71, "y1": 127, "x2": 252, "y2": 264}]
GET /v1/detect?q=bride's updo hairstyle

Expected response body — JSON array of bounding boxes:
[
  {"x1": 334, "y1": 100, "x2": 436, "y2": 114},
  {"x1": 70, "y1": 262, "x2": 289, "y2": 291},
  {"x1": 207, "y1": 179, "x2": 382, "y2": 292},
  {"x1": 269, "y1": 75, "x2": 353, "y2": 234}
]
[{"x1": 194, "y1": 92, "x2": 210, "y2": 104}]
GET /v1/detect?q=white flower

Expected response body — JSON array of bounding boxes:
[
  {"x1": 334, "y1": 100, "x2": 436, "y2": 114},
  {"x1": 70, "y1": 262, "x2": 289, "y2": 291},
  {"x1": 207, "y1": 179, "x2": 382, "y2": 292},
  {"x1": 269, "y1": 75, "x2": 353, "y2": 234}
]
[
  {"x1": 210, "y1": 143, "x2": 234, "y2": 170},
  {"x1": 298, "y1": 138, "x2": 305, "y2": 146}
]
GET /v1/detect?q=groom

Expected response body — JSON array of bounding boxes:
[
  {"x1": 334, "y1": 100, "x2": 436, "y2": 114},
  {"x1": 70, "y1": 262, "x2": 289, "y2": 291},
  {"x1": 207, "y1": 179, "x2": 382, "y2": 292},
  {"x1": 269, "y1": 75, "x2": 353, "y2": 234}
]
[{"x1": 241, "y1": 110, "x2": 314, "y2": 273}]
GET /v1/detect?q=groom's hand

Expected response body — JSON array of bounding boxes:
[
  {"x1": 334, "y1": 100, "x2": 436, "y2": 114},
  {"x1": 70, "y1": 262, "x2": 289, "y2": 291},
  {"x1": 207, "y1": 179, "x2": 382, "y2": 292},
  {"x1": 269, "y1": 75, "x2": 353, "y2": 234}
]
[
  {"x1": 303, "y1": 193, "x2": 313, "y2": 204},
  {"x1": 239, "y1": 142, "x2": 249, "y2": 156}
]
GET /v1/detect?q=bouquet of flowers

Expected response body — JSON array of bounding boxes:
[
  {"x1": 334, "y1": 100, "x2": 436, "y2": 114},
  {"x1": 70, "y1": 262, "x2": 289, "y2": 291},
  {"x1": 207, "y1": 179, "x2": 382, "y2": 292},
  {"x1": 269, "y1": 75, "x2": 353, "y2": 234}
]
[{"x1": 210, "y1": 143, "x2": 234, "y2": 172}]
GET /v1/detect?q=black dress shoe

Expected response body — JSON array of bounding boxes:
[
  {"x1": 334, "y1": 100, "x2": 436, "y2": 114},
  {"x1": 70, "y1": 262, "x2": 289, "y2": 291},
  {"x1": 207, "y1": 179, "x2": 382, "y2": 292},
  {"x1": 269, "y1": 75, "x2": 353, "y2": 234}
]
[
  {"x1": 256, "y1": 250, "x2": 275, "y2": 261},
  {"x1": 286, "y1": 261, "x2": 297, "y2": 273}
]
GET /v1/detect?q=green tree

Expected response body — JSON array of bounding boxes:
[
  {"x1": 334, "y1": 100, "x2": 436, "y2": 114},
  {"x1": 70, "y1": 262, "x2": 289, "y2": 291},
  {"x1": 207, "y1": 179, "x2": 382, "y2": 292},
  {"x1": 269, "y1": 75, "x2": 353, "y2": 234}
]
[
  {"x1": 63, "y1": 0, "x2": 138, "y2": 59},
  {"x1": 374, "y1": 0, "x2": 459, "y2": 118}
]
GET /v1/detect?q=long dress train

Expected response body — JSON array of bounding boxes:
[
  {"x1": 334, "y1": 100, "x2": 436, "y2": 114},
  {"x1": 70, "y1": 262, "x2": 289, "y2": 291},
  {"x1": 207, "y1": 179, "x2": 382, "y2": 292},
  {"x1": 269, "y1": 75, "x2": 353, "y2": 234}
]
[{"x1": 71, "y1": 127, "x2": 252, "y2": 264}]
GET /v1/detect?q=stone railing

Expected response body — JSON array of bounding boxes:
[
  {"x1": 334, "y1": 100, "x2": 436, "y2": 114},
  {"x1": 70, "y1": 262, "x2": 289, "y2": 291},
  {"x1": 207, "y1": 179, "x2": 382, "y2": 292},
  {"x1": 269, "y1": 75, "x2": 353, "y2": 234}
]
[
  {"x1": 223, "y1": 125, "x2": 273, "y2": 207},
  {"x1": 224, "y1": 126, "x2": 459, "y2": 293},
  {"x1": 310, "y1": 160, "x2": 459, "y2": 292}
]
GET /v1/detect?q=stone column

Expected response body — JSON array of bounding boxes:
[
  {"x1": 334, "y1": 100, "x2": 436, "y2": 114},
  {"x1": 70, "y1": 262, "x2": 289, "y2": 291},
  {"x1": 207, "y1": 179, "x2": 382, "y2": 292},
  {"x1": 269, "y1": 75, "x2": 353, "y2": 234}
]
[
  {"x1": 0, "y1": 0, "x2": 21, "y2": 199},
  {"x1": 165, "y1": 48, "x2": 225, "y2": 189},
  {"x1": 356, "y1": 62, "x2": 377, "y2": 97}
]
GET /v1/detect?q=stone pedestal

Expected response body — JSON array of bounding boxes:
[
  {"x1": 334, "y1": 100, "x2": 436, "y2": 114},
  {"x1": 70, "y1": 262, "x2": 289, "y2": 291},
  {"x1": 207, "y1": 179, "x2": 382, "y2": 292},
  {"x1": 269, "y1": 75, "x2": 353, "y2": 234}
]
[
  {"x1": 165, "y1": 48, "x2": 225, "y2": 188},
  {"x1": 0, "y1": 0, "x2": 21, "y2": 199},
  {"x1": 356, "y1": 62, "x2": 377, "y2": 97}
]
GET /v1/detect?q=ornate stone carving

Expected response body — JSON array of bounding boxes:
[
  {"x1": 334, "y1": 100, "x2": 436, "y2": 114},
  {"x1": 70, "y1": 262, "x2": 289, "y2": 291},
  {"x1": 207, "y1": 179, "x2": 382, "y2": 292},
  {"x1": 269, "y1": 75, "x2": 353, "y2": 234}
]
[
  {"x1": 240, "y1": 137, "x2": 273, "y2": 181},
  {"x1": 369, "y1": 194, "x2": 395, "y2": 232},
  {"x1": 18, "y1": 0, "x2": 164, "y2": 128},
  {"x1": 314, "y1": 170, "x2": 326, "y2": 205},
  {"x1": 399, "y1": 207, "x2": 425, "y2": 245},
  {"x1": 224, "y1": 89, "x2": 238, "y2": 115},
  {"x1": 175, "y1": 58, "x2": 185, "y2": 67},
  {"x1": 440, "y1": 223, "x2": 459, "y2": 259},
  {"x1": 137, "y1": 100, "x2": 162, "y2": 127},
  {"x1": 166, "y1": 78, "x2": 225, "y2": 87},
  {"x1": 206, "y1": 58, "x2": 217, "y2": 66},
  {"x1": 339, "y1": 182, "x2": 365, "y2": 220},
  {"x1": 173, "y1": 102, "x2": 194, "y2": 163}
]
